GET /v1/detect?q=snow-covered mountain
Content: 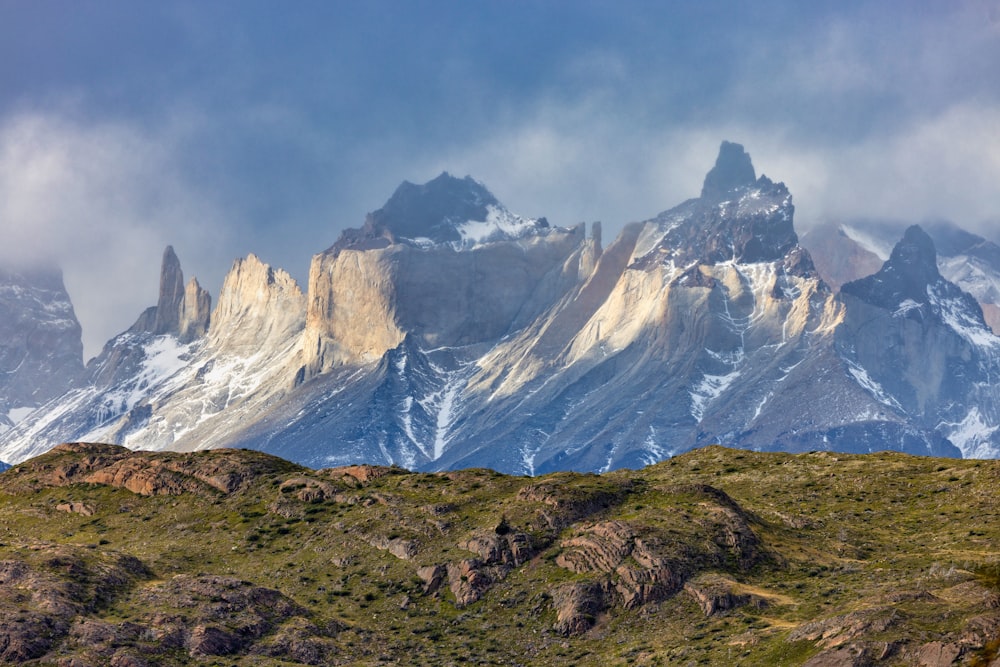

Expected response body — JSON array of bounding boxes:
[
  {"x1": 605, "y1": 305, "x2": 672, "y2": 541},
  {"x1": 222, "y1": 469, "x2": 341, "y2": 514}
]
[
  {"x1": 803, "y1": 220, "x2": 1000, "y2": 334},
  {"x1": 0, "y1": 265, "x2": 84, "y2": 435},
  {"x1": 3, "y1": 142, "x2": 1000, "y2": 471}
]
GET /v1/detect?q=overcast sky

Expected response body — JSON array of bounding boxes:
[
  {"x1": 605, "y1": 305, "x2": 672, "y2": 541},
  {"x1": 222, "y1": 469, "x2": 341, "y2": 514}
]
[{"x1": 2, "y1": 0, "x2": 999, "y2": 357}]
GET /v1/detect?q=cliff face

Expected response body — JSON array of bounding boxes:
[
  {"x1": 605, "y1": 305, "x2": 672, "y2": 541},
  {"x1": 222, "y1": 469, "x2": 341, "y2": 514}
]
[
  {"x1": 837, "y1": 226, "x2": 1000, "y2": 457},
  {"x1": 179, "y1": 277, "x2": 212, "y2": 342},
  {"x1": 210, "y1": 254, "x2": 305, "y2": 353},
  {"x1": 0, "y1": 265, "x2": 84, "y2": 428},
  {"x1": 302, "y1": 174, "x2": 590, "y2": 372}
]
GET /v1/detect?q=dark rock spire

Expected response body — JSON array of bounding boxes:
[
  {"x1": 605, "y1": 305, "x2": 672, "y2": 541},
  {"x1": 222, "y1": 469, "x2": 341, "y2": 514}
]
[{"x1": 700, "y1": 141, "x2": 757, "y2": 201}]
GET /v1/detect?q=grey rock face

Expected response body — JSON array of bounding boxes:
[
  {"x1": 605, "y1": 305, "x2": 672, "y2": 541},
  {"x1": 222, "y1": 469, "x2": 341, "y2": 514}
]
[
  {"x1": 132, "y1": 246, "x2": 211, "y2": 341},
  {"x1": 700, "y1": 141, "x2": 757, "y2": 201},
  {"x1": 836, "y1": 225, "x2": 1000, "y2": 457},
  {"x1": 179, "y1": 278, "x2": 212, "y2": 342},
  {"x1": 841, "y1": 226, "x2": 942, "y2": 309},
  {"x1": 0, "y1": 265, "x2": 84, "y2": 419},
  {"x1": 152, "y1": 246, "x2": 185, "y2": 335}
]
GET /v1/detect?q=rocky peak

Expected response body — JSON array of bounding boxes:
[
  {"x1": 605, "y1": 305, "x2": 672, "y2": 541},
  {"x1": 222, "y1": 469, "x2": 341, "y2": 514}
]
[
  {"x1": 887, "y1": 225, "x2": 940, "y2": 281},
  {"x1": 0, "y1": 264, "x2": 84, "y2": 413},
  {"x1": 841, "y1": 225, "x2": 942, "y2": 308},
  {"x1": 152, "y1": 246, "x2": 185, "y2": 335},
  {"x1": 333, "y1": 172, "x2": 548, "y2": 250},
  {"x1": 700, "y1": 141, "x2": 757, "y2": 201},
  {"x1": 633, "y1": 142, "x2": 803, "y2": 270},
  {"x1": 131, "y1": 246, "x2": 211, "y2": 342},
  {"x1": 375, "y1": 172, "x2": 499, "y2": 240},
  {"x1": 179, "y1": 277, "x2": 211, "y2": 343},
  {"x1": 208, "y1": 254, "x2": 305, "y2": 352}
]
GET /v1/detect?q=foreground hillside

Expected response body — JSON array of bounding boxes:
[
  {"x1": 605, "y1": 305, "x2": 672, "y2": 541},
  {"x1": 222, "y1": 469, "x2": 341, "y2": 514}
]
[{"x1": 0, "y1": 444, "x2": 998, "y2": 666}]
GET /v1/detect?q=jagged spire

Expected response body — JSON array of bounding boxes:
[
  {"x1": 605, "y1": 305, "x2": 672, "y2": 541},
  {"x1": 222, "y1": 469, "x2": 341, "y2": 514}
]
[
  {"x1": 152, "y1": 246, "x2": 185, "y2": 335},
  {"x1": 841, "y1": 225, "x2": 942, "y2": 308},
  {"x1": 701, "y1": 141, "x2": 756, "y2": 201},
  {"x1": 885, "y1": 225, "x2": 941, "y2": 284}
]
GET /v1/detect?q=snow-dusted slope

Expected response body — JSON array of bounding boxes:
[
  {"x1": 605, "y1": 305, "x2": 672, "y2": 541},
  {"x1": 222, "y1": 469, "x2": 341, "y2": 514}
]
[
  {"x1": 3, "y1": 143, "x2": 1000, "y2": 471},
  {"x1": 0, "y1": 265, "x2": 84, "y2": 433},
  {"x1": 837, "y1": 225, "x2": 1000, "y2": 458},
  {"x1": 0, "y1": 254, "x2": 306, "y2": 463},
  {"x1": 804, "y1": 220, "x2": 1000, "y2": 334}
]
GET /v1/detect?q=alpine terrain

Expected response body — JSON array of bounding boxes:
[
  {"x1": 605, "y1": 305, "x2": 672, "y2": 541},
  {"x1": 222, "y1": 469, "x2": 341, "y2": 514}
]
[{"x1": 2, "y1": 142, "x2": 1000, "y2": 471}]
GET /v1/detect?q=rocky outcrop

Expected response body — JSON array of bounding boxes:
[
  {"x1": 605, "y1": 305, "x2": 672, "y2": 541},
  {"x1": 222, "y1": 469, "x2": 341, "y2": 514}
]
[
  {"x1": 701, "y1": 140, "x2": 757, "y2": 201},
  {"x1": 0, "y1": 544, "x2": 150, "y2": 664},
  {"x1": 132, "y1": 575, "x2": 338, "y2": 661},
  {"x1": 552, "y1": 520, "x2": 688, "y2": 622},
  {"x1": 683, "y1": 573, "x2": 766, "y2": 616},
  {"x1": 789, "y1": 607, "x2": 905, "y2": 648},
  {"x1": 2, "y1": 442, "x2": 300, "y2": 497},
  {"x1": 416, "y1": 564, "x2": 447, "y2": 595},
  {"x1": 209, "y1": 254, "x2": 305, "y2": 353},
  {"x1": 179, "y1": 277, "x2": 211, "y2": 342},
  {"x1": 55, "y1": 501, "x2": 95, "y2": 516},
  {"x1": 550, "y1": 580, "x2": 611, "y2": 636},
  {"x1": 545, "y1": 485, "x2": 767, "y2": 635},
  {"x1": 515, "y1": 476, "x2": 635, "y2": 530}
]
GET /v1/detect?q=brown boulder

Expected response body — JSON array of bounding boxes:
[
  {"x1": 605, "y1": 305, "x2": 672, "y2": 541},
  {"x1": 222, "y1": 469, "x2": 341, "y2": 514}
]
[{"x1": 550, "y1": 581, "x2": 610, "y2": 636}]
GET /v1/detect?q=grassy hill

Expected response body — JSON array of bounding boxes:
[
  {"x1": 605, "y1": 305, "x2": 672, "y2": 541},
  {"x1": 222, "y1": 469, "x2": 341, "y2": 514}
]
[{"x1": 0, "y1": 442, "x2": 998, "y2": 665}]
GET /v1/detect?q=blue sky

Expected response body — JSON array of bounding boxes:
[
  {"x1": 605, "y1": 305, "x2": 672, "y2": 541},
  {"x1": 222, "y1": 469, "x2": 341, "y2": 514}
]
[{"x1": 2, "y1": 0, "x2": 999, "y2": 356}]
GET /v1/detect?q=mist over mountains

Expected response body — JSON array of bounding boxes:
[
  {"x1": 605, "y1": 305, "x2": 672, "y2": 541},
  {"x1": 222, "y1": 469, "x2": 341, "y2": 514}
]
[{"x1": 2, "y1": 142, "x2": 999, "y2": 471}]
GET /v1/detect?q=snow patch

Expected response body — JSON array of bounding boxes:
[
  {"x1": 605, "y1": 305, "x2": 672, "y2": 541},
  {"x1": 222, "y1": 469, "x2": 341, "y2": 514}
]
[
  {"x1": 940, "y1": 407, "x2": 999, "y2": 458},
  {"x1": 7, "y1": 407, "x2": 35, "y2": 425},
  {"x1": 894, "y1": 299, "x2": 922, "y2": 317},
  {"x1": 642, "y1": 426, "x2": 667, "y2": 464},
  {"x1": 454, "y1": 205, "x2": 542, "y2": 248},
  {"x1": 928, "y1": 284, "x2": 1000, "y2": 348},
  {"x1": 432, "y1": 380, "x2": 462, "y2": 460},
  {"x1": 845, "y1": 360, "x2": 904, "y2": 411},
  {"x1": 690, "y1": 370, "x2": 741, "y2": 422}
]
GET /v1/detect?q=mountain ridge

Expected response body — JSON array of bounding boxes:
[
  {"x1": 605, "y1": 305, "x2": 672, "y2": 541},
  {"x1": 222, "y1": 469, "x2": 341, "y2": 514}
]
[{"x1": 2, "y1": 142, "x2": 1000, "y2": 470}]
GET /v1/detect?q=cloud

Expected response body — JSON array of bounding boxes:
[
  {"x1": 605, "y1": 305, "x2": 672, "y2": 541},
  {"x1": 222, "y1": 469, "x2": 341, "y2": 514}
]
[
  {"x1": 2, "y1": 1, "x2": 999, "y2": 365},
  {"x1": 0, "y1": 110, "x2": 233, "y2": 358},
  {"x1": 813, "y1": 104, "x2": 1000, "y2": 228}
]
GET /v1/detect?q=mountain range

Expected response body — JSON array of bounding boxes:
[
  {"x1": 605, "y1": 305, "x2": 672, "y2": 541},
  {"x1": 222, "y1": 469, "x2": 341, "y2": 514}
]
[{"x1": 2, "y1": 142, "x2": 999, "y2": 471}]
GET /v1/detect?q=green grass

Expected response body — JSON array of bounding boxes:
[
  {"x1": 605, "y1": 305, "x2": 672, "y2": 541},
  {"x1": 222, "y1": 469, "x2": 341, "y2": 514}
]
[{"x1": 0, "y1": 444, "x2": 998, "y2": 665}]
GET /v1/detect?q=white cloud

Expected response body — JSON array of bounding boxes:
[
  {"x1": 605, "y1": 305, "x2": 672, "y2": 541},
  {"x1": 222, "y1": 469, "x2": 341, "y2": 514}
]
[
  {"x1": 402, "y1": 92, "x2": 1000, "y2": 250},
  {"x1": 0, "y1": 111, "x2": 232, "y2": 358},
  {"x1": 791, "y1": 104, "x2": 1000, "y2": 231}
]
